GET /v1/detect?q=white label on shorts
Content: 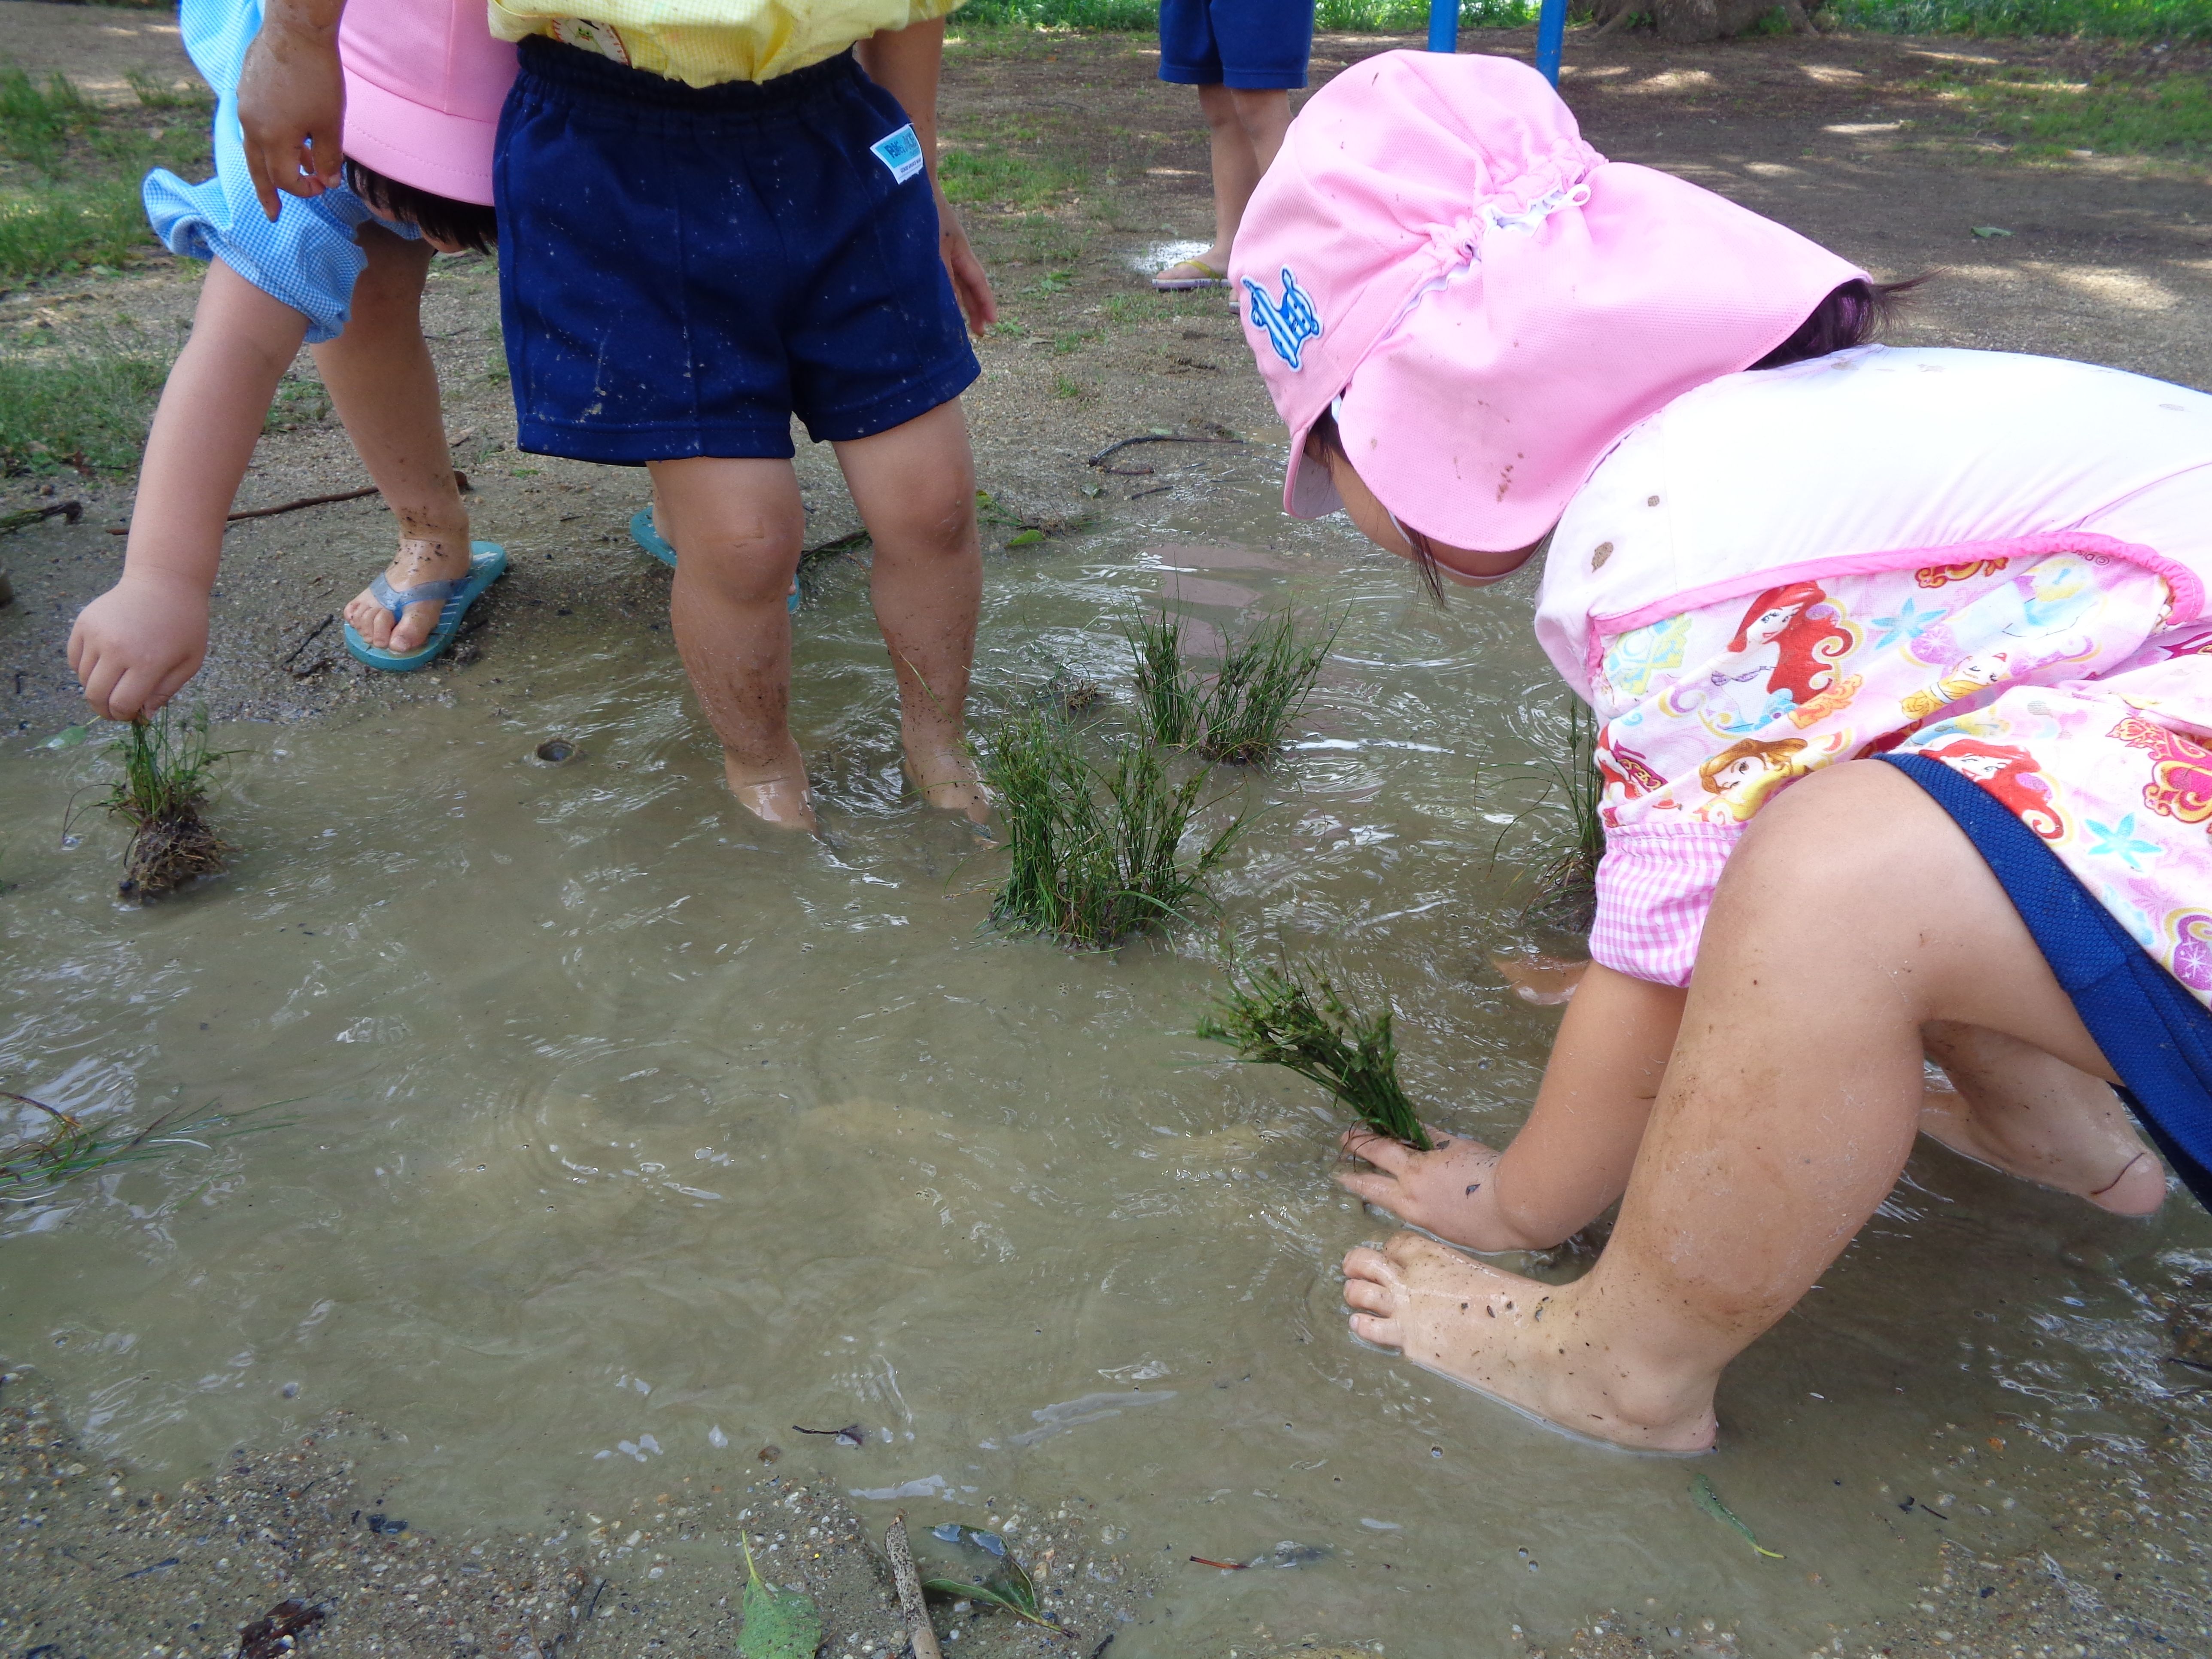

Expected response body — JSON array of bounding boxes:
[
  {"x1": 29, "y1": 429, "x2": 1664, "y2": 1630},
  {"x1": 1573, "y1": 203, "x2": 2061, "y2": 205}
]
[{"x1": 871, "y1": 125, "x2": 925, "y2": 185}]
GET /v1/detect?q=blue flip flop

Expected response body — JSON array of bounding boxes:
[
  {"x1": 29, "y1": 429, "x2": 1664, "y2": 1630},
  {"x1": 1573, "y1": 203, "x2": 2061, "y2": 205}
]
[
  {"x1": 343, "y1": 541, "x2": 507, "y2": 672},
  {"x1": 631, "y1": 507, "x2": 801, "y2": 614}
]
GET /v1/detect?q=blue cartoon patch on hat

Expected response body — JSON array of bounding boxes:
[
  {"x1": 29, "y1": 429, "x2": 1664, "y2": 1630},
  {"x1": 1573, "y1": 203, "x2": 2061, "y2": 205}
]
[{"x1": 1246, "y1": 267, "x2": 1321, "y2": 371}]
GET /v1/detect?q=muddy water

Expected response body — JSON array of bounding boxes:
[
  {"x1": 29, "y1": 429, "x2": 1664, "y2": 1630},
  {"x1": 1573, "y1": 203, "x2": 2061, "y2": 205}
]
[{"x1": 4, "y1": 472, "x2": 2210, "y2": 1657}]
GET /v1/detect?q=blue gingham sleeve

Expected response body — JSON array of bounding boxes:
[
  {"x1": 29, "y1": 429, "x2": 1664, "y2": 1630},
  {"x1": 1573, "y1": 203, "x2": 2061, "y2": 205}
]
[{"x1": 143, "y1": 0, "x2": 417, "y2": 344}]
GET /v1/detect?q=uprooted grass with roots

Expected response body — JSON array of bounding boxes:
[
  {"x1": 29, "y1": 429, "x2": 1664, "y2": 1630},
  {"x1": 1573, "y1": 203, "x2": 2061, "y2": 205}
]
[
  {"x1": 104, "y1": 708, "x2": 232, "y2": 900},
  {"x1": 1199, "y1": 959, "x2": 1434, "y2": 1150},
  {"x1": 981, "y1": 706, "x2": 1250, "y2": 949}
]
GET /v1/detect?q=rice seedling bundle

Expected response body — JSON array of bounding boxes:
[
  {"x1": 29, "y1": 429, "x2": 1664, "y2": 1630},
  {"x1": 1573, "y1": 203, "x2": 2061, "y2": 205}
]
[
  {"x1": 981, "y1": 708, "x2": 1246, "y2": 949},
  {"x1": 1128, "y1": 610, "x2": 1203, "y2": 749},
  {"x1": 1128, "y1": 607, "x2": 1339, "y2": 766},
  {"x1": 1523, "y1": 699, "x2": 1603, "y2": 935},
  {"x1": 1198, "y1": 960, "x2": 1433, "y2": 1149}
]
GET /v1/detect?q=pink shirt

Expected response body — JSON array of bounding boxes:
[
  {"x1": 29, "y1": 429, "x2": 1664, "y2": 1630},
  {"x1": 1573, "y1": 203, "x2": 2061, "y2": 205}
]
[{"x1": 1526, "y1": 348, "x2": 2212, "y2": 987}]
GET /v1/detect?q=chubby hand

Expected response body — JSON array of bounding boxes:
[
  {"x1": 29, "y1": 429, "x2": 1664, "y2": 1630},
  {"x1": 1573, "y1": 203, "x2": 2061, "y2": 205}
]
[
  {"x1": 236, "y1": 9, "x2": 346, "y2": 220},
  {"x1": 1335, "y1": 1126, "x2": 1547, "y2": 1255},
  {"x1": 69, "y1": 574, "x2": 210, "y2": 721}
]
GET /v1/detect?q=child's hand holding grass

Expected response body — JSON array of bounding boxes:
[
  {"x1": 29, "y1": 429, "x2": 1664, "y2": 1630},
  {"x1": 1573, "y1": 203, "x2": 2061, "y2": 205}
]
[{"x1": 67, "y1": 571, "x2": 210, "y2": 722}]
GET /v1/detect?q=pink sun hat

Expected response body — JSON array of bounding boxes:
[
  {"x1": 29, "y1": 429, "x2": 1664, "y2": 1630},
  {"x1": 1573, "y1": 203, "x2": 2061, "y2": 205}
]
[
  {"x1": 1230, "y1": 50, "x2": 1866, "y2": 556},
  {"x1": 339, "y1": 0, "x2": 518, "y2": 207}
]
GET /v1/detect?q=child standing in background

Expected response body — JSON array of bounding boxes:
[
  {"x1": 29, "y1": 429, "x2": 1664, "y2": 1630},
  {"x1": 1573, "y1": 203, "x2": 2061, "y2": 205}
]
[
  {"x1": 242, "y1": 0, "x2": 998, "y2": 833},
  {"x1": 68, "y1": 0, "x2": 517, "y2": 717},
  {"x1": 1151, "y1": 0, "x2": 1315, "y2": 292}
]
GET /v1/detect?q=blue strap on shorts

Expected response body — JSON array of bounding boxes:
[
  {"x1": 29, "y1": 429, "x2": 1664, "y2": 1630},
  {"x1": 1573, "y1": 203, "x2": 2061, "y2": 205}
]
[{"x1": 1882, "y1": 751, "x2": 2212, "y2": 1210}]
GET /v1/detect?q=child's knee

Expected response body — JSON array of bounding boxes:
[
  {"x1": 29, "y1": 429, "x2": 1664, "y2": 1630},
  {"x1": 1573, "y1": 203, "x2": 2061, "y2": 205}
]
[{"x1": 673, "y1": 522, "x2": 802, "y2": 602}]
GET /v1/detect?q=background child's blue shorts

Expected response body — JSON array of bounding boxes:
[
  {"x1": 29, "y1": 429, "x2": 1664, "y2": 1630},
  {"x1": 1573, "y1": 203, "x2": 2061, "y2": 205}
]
[
  {"x1": 1158, "y1": 0, "x2": 1316, "y2": 90},
  {"x1": 495, "y1": 39, "x2": 979, "y2": 464},
  {"x1": 1884, "y1": 753, "x2": 2212, "y2": 1212}
]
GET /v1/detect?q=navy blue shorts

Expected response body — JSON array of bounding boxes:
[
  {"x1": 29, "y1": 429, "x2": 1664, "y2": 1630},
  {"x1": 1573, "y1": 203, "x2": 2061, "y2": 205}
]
[
  {"x1": 1158, "y1": 0, "x2": 1316, "y2": 89},
  {"x1": 1883, "y1": 753, "x2": 2212, "y2": 1211},
  {"x1": 494, "y1": 39, "x2": 979, "y2": 464}
]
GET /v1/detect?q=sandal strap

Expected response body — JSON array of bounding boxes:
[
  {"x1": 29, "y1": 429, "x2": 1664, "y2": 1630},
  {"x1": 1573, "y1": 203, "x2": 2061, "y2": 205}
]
[{"x1": 368, "y1": 570, "x2": 466, "y2": 623}]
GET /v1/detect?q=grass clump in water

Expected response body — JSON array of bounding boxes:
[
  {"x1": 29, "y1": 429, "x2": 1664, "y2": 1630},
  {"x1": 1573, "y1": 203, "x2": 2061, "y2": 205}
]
[
  {"x1": 981, "y1": 707, "x2": 1247, "y2": 948},
  {"x1": 104, "y1": 708, "x2": 233, "y2": 900},
  {"x1": 1199, "y1": 960, "x2": 1434, "y2": 1150},
  {"x1": 1130, "y1": 608, "x2": 1339, "y2": 766}
]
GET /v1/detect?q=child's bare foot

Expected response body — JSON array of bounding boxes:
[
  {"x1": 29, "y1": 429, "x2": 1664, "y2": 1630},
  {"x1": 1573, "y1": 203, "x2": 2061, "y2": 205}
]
[
  {"x1": 1490, "y1": 951, "x2": 1589, "y2": 1006},
  {"x1": 1342, "y1": 1232, "x2": 1718, "y2": 1453},
  {"x1": 343, "y1": 535, "x2": 472, "y2": 653},
  {"x1": 905, "y1": 744, "x2": 988, "y2": 824},
  {"x1": 1917, "y1": 1082, "x2": 2165, "y2": 1215},
  {"x1": 1336, "y1": 1128, "x2": 1570, "y2": 1253},
  {"x1": 723, "y1": 742, "x2": 817, "y2": 832}
]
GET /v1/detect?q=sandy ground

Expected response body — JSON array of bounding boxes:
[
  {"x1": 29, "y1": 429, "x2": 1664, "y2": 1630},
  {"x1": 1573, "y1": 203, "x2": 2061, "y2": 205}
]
[
  {"x1": 3, "y1": 8, "x2": 2211, "y2": 1656},
  {"x1": 0, "y1": 1367, "x2": 1151, "y2": 1658}
]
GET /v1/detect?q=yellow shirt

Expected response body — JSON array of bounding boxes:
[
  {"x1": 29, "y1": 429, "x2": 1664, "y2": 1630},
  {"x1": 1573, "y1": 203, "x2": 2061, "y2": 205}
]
[{"x1": 488, "y1": 0, "x2": 963, "y2": 87}]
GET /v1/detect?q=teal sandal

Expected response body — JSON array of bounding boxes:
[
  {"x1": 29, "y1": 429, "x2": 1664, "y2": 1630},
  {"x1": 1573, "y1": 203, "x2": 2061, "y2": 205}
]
[{"x1": 343, "y1": 542, "x2": 507, "y2": 672}]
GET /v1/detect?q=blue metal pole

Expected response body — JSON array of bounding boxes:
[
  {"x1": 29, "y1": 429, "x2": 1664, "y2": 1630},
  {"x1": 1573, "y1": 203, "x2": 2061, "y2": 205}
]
[
  {"x1": 1534, "y1": 0, "x2": 1567, "y2": 83},
  {"x1": 1426, "y1": 0, "x2": 1457, "y2": 52}
]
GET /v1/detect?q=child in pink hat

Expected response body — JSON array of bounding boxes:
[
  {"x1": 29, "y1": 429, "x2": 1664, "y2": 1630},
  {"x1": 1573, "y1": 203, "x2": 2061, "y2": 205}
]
[
  {"x1": 1233, "y1": 49, "x2": 2212, "y2": 1451},
  {"x1": 69, "y1": 0, "x2": 518, "y2": 714}
]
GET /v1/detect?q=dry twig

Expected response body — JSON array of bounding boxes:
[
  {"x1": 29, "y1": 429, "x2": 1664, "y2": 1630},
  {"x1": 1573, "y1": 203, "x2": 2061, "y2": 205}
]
[{"x1": 885, "y1": 1513, "x2": 944, "y2": 1659}]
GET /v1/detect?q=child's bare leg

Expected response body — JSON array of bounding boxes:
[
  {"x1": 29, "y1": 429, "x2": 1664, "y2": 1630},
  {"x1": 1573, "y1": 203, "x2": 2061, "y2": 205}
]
[
  {"x1": 1190, "y1": 85, "x2": 1292, "y2": 273},
  {"x1": 1342, "y1": 760, "x2": 2124, "y2": 1451},
  {"x1": 1919, "y1": 1021, "x2": 2163, "y2": 1214},
  {"x1": 68, "y1": 258, "x2": 308, "y2": 720},
  {"x1": 831, "y1": 399, "x2": 986, "y2": 822},
  {"x1": 321, "y1": 227, "x2": 471, "y2": 654},
  {"x1": 651, "y1": 455, "x2": 814, "y2": 831},
  {"x1": 1337, "y1": 964, "x2": 1684, "y2": 1252}
]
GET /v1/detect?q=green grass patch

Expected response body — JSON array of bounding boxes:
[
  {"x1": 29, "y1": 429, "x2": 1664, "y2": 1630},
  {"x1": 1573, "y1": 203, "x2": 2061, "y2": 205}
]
[
  {"x1": 1200, "y1": 960, "x2": 1432, "y2": 1149},
  {"x1": 1832, "y1": 0, "x2": 2212, "y2": 37},
  {"x1": 1928, "y1": 65, "x2": 2212, "y2": 151},
  {"x1": 940, "y1": 143, "x2": 1087, "y2": 209},
  {"x1": 0, "y1": 351, "x2": 165, "y2": 474},
  {"x1": 981, "y1": 707, "x2": 1249, "y2": 949},
  {"x1": 0, "y1": 63, "x2": 212, "y2": 284}
]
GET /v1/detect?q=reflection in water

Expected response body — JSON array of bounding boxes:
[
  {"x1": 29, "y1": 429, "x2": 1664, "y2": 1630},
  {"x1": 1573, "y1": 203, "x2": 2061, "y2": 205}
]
[{"x1": 1, "y1": 474, "x2": 2209, "y2": 1657}]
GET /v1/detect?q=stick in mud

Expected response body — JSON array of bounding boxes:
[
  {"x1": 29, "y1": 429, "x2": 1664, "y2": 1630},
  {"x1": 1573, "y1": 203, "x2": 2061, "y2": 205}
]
[
  {"x1": 106, "y1": 470, "x2": 471, "y2": 533},
  {"x1": 1085, "y1": 434, "x2": 1246, "y2": 476},
  {"x1": 885, "y1": 1512, "x2": 944, "y2": 1659}
]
